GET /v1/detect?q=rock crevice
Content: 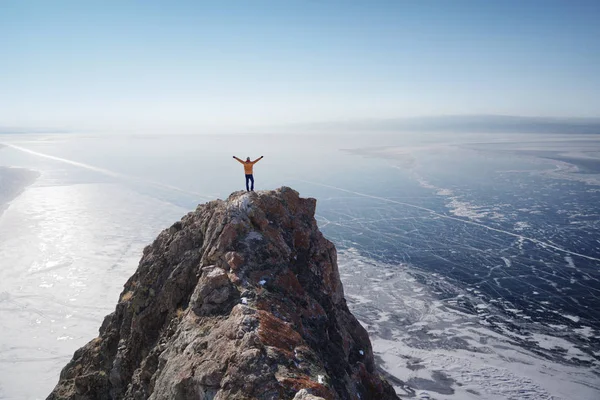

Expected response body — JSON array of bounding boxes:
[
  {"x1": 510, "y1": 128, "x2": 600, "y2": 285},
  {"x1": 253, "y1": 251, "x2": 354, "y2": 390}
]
[{"x1": 48, "y1": 187, "x2": 399, "y2": 400}]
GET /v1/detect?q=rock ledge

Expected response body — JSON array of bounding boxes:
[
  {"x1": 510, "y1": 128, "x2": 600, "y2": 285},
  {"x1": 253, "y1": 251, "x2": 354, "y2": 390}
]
[{"x1": 48, "y1": 187, "x2": 399, "y2": 400}]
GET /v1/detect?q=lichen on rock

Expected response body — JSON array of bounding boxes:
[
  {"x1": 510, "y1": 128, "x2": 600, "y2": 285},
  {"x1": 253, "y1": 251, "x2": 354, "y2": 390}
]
[{"x1": 47, "y1": 187, "x2": 400, "y2": 400}]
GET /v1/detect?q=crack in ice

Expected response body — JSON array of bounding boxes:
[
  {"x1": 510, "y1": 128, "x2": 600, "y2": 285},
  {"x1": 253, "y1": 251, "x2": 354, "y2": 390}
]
[
  {"x1": 297, "y1": 179, "x2": 600, "y2": 262},
  {"x1": 3, "y1": 143, "x2": 214, "y2": 201}
]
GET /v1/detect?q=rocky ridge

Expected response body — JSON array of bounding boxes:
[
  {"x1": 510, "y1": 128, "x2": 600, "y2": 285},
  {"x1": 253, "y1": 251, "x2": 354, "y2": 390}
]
[{"x1": 48, "y1": 187, "x2": 399, "y2": 400}]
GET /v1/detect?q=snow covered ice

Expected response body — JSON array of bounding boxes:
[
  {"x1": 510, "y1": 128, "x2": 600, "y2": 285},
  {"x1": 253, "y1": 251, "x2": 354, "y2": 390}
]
[{"x1": 1, "y1": 133, "x2": 599, "y2": 399}]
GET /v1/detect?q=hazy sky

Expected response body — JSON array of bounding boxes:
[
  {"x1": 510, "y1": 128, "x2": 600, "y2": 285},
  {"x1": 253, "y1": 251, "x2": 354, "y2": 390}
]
[{"x1": 2, "y1": 0, "x2": 599, "y2": 131}]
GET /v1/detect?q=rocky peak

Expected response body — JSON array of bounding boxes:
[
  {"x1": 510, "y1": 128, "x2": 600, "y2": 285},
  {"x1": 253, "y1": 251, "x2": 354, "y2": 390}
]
[{"x1": 48, "y1": 187, "x2": 399, "y2": 400}]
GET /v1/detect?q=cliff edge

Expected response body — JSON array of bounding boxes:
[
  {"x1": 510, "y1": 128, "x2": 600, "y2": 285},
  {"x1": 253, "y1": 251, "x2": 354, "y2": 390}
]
[{"x1": 48, "y1": 187, "x2": 399, "y2": 400}]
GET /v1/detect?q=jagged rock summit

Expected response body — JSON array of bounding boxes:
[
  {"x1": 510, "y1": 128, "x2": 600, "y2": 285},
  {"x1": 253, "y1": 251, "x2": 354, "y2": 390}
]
[{"x1": 48, "y1": 187, "x2": 399, "y2": 400}]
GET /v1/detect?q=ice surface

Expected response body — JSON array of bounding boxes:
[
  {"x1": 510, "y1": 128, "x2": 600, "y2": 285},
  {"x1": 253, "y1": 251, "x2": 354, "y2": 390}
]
[
  {"x1": 338, "y1": 249, "x2": 600, "y2": 400},
  {"x1": 0, "y1": 166, "x2": 39, "y2": 214},
  {"x1": 1, "y1": 133, "x2": 599, "y2": 399},
  {"x1": 0, "y1": 179, "x2": 185, "y2": 398}
]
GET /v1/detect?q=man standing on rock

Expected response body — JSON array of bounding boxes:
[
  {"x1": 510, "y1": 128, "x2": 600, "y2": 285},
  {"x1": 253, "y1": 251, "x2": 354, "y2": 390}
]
[{"x1": 233, "y1": 156, "x2": 263, "y2": 192}]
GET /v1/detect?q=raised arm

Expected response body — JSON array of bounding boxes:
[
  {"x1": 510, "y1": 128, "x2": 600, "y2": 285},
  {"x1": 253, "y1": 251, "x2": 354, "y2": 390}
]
[
  {"x1": 233, "y1": 156, "x2": 244, "y2": 164},
  {"x1": 252, "y1": 156, "x2": 264, "y2": 164}
]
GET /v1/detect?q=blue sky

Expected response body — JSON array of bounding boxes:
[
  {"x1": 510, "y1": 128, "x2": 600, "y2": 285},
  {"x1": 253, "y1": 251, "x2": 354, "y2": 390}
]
[{"x1": 1, "y1": 0, "x2": 599, "y2": 132}]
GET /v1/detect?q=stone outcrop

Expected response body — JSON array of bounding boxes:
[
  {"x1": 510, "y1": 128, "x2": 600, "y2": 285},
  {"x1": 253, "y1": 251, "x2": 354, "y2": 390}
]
[{"x1": 48, "y1": 187, "x2": 399, "y2": 400}]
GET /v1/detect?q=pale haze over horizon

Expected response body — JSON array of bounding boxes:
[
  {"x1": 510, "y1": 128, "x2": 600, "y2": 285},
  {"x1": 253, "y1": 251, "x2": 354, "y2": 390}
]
[{"x1": 2, "y1": 0, "x2": 600, "y2": 133}]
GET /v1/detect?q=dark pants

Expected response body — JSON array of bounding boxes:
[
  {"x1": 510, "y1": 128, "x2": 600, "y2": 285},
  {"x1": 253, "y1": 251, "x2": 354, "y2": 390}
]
[{"x1": 245, "y1": 174, "x2": 254, "y2": 191}]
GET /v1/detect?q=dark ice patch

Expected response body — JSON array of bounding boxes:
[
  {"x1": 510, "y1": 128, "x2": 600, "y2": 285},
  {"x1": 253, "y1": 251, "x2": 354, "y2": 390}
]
[
  {"x1": 406, "y1": 370, "x2": 456, "y2": 395},
  {"x1": 0, "y1": 167, "x2": 40, "y2": 214}
]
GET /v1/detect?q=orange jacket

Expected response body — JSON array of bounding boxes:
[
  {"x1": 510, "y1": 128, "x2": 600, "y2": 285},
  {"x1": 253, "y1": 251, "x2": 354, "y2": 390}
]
[{"x1": 234, "y1": 156, "x2": 262, "y2": 174}]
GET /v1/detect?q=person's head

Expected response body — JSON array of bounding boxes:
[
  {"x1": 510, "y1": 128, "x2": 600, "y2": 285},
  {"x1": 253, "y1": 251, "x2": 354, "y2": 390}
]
[{"x1": 246, "y1": 157, "x2": 251, "y2": 162}]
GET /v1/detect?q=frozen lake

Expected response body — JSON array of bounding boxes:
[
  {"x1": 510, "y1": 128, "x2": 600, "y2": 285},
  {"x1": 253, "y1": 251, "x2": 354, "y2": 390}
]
[{"x1": 1, "y1": 132, "x2": 599, "y2": 399}]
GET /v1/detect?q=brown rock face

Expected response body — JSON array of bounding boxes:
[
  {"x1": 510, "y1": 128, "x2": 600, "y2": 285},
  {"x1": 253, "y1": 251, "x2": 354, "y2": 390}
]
[{"x1": 47, "y1": 187, "x2": 399, "y2": 400}]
